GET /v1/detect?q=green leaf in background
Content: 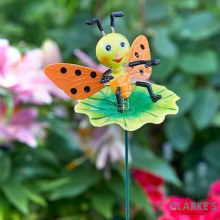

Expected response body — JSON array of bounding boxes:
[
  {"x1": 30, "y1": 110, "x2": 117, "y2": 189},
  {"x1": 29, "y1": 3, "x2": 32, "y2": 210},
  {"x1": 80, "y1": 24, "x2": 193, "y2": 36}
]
[
  {"x1": 2, "y1": 180, "x2": 29, "y2": 215},
  {"x1": 22, "y1": 187, "x2": 47, "y2": 207},
  {"x1": 212, "y1": 112, "x2": 220, "y2": 127},
  {"x1": 131, "y1": 146, "x2": 180, "y2": 186},
  {"x1": 89, "y1": 190, "x2": 114, "y2": 219},
  {"x1": 108, "y1": 175, "x2": 154, "y2": 217},
  {"x1": 146, "y1": 0, "x2": 170, "y2": 22},
  {"x1": 175, "y1": 0, "x2": 199, "y2": 9},
  {"x1": 18, "y1": 164, "x2": 57, "y2": 178},
  {"x1": 45, "y1": 118, "x2": 81, "y2": 162},
  {"x1": 165, "y1": 117, "x2": 194, "y2": 152},
  {"x1": 49, "y1": 166, "x2": 101, "y2": 200},
  {"x1": 192, "y1": 89, "x2": 218, "y2": 129},
  {"x1": 31, "y1": 148, "x2": 60, "y2": 167},
  {"x1": 0, "y1": 197, "x2": 10, "y2": 220},
  {"x1": 152, "y1": 59, "x2": 177, "y2": 83},
  {"x1": 36, "y1": 178, "x2": 71, "y2": 192},
  {"x1": 184, "y1": 163, "x2": 219, "y2": 199},
  {"x1": 1, "y1": 92, "x2": 14, "y2": 121},
  {"x1": 203, "y1": 142, "x2": 220, "y2": 169},
  {"x1": 175, "y1": 88, "x2": 195, "y2": 116},
  {"x1": 179, "y1": 12, "x2": 220, "y2": 40},
  {"x1": 153, "y1": 28, "x2": 178, "y2": 58},
  {"x1": 0, "y1": 151, "x2": 11, "y2": 183},
  {"x1": 75, "y1": 84, "x2": 179, "y2": 131},
  {"x1": 179, "y1": 50, "x2": 218, "y2": 74},
  {"x1": 130, "y1": 181, "x2": 154, "y2": 217}
]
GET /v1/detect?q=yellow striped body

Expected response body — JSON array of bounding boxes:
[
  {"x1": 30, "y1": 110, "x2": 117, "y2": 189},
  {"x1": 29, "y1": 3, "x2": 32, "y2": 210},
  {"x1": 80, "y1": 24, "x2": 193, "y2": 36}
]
[{"x1": 109, "y1": 67, "x2": 132, "y2": 99}]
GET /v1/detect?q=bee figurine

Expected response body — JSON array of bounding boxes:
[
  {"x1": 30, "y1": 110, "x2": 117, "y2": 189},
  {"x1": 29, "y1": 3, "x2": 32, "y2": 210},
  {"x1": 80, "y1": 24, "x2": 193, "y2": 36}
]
[{"x1": 44, "y1": 12, "x2": 162, "y2": 113}]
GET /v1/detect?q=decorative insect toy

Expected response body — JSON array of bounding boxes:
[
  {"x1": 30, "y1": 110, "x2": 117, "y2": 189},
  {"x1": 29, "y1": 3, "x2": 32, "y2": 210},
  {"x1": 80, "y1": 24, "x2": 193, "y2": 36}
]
[
  {"x1": 44, "y1": 12, "x2": 162, "y2": 113},
  {"x1": 44, "y1": 12, "x2": 179, "y2": 220}
]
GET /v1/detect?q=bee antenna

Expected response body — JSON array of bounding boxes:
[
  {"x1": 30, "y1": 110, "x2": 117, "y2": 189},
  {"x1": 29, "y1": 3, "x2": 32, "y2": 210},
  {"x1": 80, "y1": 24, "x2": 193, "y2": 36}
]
[
  {"x1": 110, "y1": 12, "x2": 125, "y2": 33},
  {"x1": 86, "y1": 17, "x2": 106, "y2": 36}
]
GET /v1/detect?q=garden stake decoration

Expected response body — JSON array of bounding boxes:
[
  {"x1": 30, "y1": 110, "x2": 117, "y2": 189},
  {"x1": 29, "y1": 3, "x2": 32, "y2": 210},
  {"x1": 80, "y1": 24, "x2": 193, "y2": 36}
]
[{"x1": 44, "y1": 12, "x2": 179, "y2": 220}]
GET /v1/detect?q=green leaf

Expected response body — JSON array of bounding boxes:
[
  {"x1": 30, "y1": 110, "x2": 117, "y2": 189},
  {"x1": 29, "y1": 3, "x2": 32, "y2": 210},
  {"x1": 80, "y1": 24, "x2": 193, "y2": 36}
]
[
  {"x1": 203, "y1": 142, "x2": 220, "y2": 169},
  {"x1": 45, "y1": 118, "x2": 80, "y2": 162},
  {"x1": 165, "y1": 117, "x2": 194, "y2": 152},
  {"x1": 152, "y1": 59, "x2": 176, "y2": 83},
  {"x1": 2, "y1": 180, "x2": 29, "y2": 214},
  {"x1": 179, "y1": 50, "x2": 218, "y2": 74},
  {"x1": 184, "y1": 164, "x2": 218, "y2": 199},
  {"x1": 146, "y1": 0, "x2": 170, "y2": 22},
  {"x1": 89, "y1": 191, "x2": 114, "y2": 219},
  {"x1": 131, "y1": 146, "x2": 180, "y2": 186},
  {"x1": 32, "y1": 148, "x2": 60, "y2": 167},
  {"x1": 23, "y1": 187, "x2": 47, "y2": 207},
  {"x1": 0, "y1": 151, "x2": 11, "y2": 183},
  {"x1": 108, "y1": 175, "x2": 154, "y2": 216},
  {"x1": 212, "y1": 112, "x2": 220, "y2": 127},
  {"x1": 0, "y1": 197, "x2": 10, "y2": 220},
  {"x1": 175, "y1": 88, "x2": 195, "y2": 116},
  {"x1": 192, "y1": 89, "x2": 218, "y2": 129},
  {"x1": 130, "y1": 181, "x2": 154, "y2": 216},
  {"x1": 75, "y1": 84, "x2": 179, "y2": 131},
  {"x1": 19, "y1": 165, "x2": 57, "y2": 178},
  {"x1": 176, "y1": 0, "x2": 199, "y2": 9},
  {"x1": 36, "y1": 178, "x2": 70, "y2": 192},
  {"x1": 49, "y1": 167, "x2": 101, "y2": 200},
  {"x1": 179, "y1": 12, "x2": 220, "y2": 40},
  {"x1": 1, "y1": 92, "x2": 14, "y2": 121},
  {"x1": 153, "y1": 28, "x2": 178, "y2": 58}
]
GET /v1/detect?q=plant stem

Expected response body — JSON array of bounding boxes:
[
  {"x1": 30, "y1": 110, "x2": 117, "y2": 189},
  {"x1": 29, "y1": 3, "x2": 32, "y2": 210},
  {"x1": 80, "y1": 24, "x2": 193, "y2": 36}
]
[{"x1": 125, "y1": 130, "x2": 130, "y2": 220}]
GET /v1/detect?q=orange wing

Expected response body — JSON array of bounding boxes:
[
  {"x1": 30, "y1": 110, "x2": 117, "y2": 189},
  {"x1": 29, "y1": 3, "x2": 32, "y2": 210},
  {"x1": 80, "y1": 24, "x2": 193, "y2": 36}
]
[
  {"x1": 127, "y1": 35, "x2": 152, "y2": 80},
  {"x1": 44, "y1": 63, "x2": 104, "y2": 100}
]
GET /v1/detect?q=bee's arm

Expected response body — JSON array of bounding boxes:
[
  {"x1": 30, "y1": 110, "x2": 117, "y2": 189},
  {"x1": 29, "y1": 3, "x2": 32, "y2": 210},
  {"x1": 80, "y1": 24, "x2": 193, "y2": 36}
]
[
  {"x1": 100, "y1": 69, "x2": 114, "y2": 84},
  {"x1": 127, "y1": 59, "x2": 160, "y2": 68}
]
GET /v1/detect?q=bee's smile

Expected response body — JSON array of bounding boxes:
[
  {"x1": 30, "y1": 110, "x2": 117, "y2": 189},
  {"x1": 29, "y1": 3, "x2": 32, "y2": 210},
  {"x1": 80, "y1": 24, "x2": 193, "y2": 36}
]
[{"x1": 113, "y1": 57, "x2": 123, "y2": 63}]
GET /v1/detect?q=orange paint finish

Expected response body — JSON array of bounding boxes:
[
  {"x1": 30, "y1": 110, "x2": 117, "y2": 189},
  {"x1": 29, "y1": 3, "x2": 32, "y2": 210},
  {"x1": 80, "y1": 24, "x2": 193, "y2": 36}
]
[
  {"x1": 101, "y1": 57, "x2": 109, "y2": 63},
  {"x1": 109, "y1": 73, "x2": 132, "y2": 99},
  {"x1": 127, "y1": 35, "x2": 152, "y2": 80},
  {"x1": 44, "y1": 63, "x2": 104, "y2": 100}
]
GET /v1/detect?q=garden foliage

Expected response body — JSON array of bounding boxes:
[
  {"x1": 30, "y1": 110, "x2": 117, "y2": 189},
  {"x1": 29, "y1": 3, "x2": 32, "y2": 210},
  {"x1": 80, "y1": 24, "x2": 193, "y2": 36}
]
[{"x1": 0, "y1": 0, "x2": 220, "y2": 219}]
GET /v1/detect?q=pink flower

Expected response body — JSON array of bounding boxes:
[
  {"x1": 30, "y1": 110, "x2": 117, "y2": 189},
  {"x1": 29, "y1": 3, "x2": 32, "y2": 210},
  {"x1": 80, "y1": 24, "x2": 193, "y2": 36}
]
[
  {"x1": 0, "y1": 103, "x2": 46, "y2": 147},
  {"x1": 42, "y1": 40, "x2": 62, "y2": 67},
  {"x1": 204, "y1": 179, "x2": 220, "y2": 219},
  {"x1": 160, "y1": 196, "x2": 214, "y2": 220},
  {"x1": 205, "y1": 211, "x2": 220, "y2": 220},
  {"x1": 208, "y1": 180, "x2": 220, "y2": 209},
  {"x1": 132, "y1": 169, "x2": 165, "y2": 211},
  {"x1": 78, "y1": 122, "x2": 128, "y2": 172},
  {"x1": 0, "y1": 39, "x2": 67, "y2": 105}
]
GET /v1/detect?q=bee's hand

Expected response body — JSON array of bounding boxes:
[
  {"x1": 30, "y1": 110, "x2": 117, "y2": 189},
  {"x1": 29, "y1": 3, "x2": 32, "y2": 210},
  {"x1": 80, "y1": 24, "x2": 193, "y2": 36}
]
[
  {"x1": 100, "y1": 75, "x2": 114, "y2": 84},
  {"x1": 144, "y1": 59, "x2": 160, "y2": 68}
]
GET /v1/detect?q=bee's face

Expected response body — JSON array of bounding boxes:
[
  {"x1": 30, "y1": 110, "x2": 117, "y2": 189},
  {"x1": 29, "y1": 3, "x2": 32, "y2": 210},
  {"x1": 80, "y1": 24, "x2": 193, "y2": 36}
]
[{"x1": 96, "y1": 33, "x2": 130, "y2": 69}]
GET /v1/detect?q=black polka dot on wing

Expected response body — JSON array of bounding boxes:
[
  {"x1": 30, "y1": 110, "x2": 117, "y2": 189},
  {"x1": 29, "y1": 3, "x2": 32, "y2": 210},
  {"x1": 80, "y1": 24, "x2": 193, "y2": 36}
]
[
  {"x1": 84, "y1": 86, "x2": 90, "y2": 93},
  {"x1": 60, "y1": 67, "x2": 67, "y2": 74},
  {"x1": 70, "y1": 88, "x2": 77, "y2": 94},
  {"x1": 135, "y1": 52, "x2": 139, "y2": 58},
  {"x1": 140, "y1": 44, "x2": 145, "y2": 50},
  {"x1": 139, "y1": 69, "x2": 144, "y2": 75},
  {"x1": 75, "y1": 69, "x2": 81, "y2": 76},
  {"x1": 90, "y1": 71, "x2": 97, "y2": 78}
]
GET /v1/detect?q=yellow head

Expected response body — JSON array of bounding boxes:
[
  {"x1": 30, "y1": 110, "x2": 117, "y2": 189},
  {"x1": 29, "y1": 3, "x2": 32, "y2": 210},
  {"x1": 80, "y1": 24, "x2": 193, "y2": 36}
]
[
  {"x1": 86, "y1": 12, "x2": 130, "y2": 69},
  {"x1": 96, "y1": 33, "x2": 130, "y2": 69}
]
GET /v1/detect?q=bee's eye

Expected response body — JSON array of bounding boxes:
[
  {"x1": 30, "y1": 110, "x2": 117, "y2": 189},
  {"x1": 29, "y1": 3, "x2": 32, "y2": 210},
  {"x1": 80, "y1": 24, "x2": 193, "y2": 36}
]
[
  {"x1": 120, "y1": 42, "x2": 125, "y2": 47},
  {"x1": 105, "y1": 45, "x2": 111, "y2": 51}
]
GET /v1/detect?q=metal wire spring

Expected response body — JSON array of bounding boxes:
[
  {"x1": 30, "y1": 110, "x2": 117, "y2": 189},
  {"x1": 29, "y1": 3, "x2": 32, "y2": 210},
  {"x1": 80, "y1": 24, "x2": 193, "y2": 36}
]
[{"x1": 123, "y1": 98, "x2": 130, "y2": 111}]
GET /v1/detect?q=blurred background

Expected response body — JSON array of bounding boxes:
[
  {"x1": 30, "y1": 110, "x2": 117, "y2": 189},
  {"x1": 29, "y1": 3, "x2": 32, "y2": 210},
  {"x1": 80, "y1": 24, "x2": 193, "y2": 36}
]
[{"x1": 0, "y1": 0, "x2": 220, "y2": 219}]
